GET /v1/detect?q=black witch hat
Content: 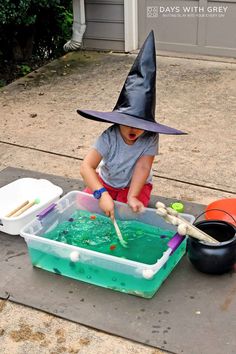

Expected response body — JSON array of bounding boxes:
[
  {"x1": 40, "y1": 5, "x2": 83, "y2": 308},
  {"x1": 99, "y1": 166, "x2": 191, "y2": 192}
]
[{"x1": 77, "y1": 31, "x2": 186, "y2": 135}]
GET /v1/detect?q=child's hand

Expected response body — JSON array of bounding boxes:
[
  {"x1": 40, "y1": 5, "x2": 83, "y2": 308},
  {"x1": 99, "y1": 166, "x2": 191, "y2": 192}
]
[
  {"x1": 99, "y1": 192, "x2": 115, "y2": 219},
  {"x1": 127, "y1": 196, "x2": 144, "y2": 213}
]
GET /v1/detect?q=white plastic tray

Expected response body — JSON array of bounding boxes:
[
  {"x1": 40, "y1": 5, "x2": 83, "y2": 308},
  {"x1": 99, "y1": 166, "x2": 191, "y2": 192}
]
[{"x1": 0, "y1": 178, "x2": 63, "y2": 235}]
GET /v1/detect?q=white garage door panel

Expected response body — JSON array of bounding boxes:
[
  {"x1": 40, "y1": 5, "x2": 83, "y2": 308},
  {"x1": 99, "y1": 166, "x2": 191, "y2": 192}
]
[
  {"x1": 206, "y1": 2, "x2": 236, "y2": 48},
  {"x1": 139, "y1": 0, "x2": 236, "y2": 57}
]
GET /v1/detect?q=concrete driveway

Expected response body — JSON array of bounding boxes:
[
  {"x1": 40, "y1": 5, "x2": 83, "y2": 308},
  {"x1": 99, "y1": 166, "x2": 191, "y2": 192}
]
[{"x1": 0, "y1": 50, "x2": 235, "y2": 353}]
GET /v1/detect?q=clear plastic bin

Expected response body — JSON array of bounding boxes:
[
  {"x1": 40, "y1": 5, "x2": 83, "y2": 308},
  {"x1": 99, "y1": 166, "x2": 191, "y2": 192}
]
[{"x1": 20, "y1": 191, "x2": 195, "y2": 298}]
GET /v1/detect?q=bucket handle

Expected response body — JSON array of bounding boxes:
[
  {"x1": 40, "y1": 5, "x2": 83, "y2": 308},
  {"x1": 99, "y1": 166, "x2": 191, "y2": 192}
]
[{"x1": 194, "y1": 208, "x2": 236, "y2": 225}]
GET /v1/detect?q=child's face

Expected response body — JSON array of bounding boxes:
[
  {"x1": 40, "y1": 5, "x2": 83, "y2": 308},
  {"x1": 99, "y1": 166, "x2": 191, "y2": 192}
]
[{"x1": 119, "y1": 125, "x2": 145, "y2": 145}]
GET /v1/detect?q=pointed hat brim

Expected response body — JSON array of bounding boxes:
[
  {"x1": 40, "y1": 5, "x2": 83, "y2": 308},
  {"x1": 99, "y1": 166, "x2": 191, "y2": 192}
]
[{"x1": 77, "y1": 109, "x2": 186, "y2": 135}]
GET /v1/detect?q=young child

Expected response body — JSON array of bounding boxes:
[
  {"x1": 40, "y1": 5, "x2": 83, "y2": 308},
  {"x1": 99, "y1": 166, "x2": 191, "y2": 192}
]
[
  {"x1": 78, "y1": 31, "x2": 186, "y2": 219},
  {"x1": 80, "y1": 124, "x2": 159, "y2": 219}
]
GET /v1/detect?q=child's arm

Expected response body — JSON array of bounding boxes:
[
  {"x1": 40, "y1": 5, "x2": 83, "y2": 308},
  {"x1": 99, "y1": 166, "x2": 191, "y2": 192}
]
[
  {"x1": 80, "y1": 149, "x2": 115, "y2": 219},
  {"x1": 127, "y1": 155, "x2": 154, "y2": 212}
]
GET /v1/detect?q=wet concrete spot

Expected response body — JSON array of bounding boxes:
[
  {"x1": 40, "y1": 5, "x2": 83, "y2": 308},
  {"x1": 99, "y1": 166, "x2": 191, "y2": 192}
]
[
  {"x1": 79, "y1": 337, "x2": 90, "y2": 346},
  {"x1": 220, "y1": 285, "x2": 236, "y2": 311},
  {"x1": 55, "y1": 328, "x2": 65, "y2": 337},
  {"x1": 43, "y1": 321, "x2": 51, "y2": 328},
  {"x1": 10, "y1": 323, "x2": 46, "y2": 342},
  {"x1": 57, "y1": 336, "x2": 66, "y2": 344},
  {"x1": 6, "y1": 250, "x2": 15, "y2": 255},
  {"x1": 39, "y1": 339, "x2": 50, "y2": 348},
  {"x1": 53, "y1": 346, "x2": 67, "y2": 353},
  {"x1": 0, "y1": 300, "x2": 6, "y2": 312},
  {"x1": 6, "y1": 251, "x2": 27, "y2": 260}
]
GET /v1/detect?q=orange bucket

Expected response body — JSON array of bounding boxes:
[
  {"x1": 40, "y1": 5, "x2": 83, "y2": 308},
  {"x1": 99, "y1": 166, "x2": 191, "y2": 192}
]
[{"x1": 205, "y1": 198, "x2": 236, "y2": 226}]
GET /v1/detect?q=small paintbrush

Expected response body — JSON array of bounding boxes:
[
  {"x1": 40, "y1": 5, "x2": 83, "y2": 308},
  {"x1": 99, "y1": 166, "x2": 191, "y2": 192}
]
[
  {"x1": 12, "y1": 198, "x2": 40, "y2": 217},
  {"x1": 112, "y1": 217, "x2": 128, "y2": 248},
  {"x1": 5, "y1": 200, "x2": 30, "y2": 217}
]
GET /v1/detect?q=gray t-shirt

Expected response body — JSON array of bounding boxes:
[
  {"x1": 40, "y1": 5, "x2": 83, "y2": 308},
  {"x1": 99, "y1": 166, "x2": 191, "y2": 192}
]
[{"x1": 93, "y1": 125, "x2": 159, "y2": 188}]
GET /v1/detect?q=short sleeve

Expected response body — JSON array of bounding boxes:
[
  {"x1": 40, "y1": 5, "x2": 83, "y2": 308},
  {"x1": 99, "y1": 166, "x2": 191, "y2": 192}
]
[
  {"x1": 142, "y1": 133, "x2": 159, "y2": 156},
  {"x1": 92, "y1": 130, "x2": 111, "y2": 158}
]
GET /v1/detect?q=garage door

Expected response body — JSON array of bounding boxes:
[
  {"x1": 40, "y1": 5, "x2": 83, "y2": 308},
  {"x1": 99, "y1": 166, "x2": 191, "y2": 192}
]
[{"x1": 138, "y1": 0, "x2": 236, "y2": 57}]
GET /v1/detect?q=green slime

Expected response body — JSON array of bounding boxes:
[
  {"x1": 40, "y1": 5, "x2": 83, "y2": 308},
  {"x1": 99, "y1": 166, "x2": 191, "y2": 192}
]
[{"x1": 42, "y1": 210, "x2": 175, "y2": 265}]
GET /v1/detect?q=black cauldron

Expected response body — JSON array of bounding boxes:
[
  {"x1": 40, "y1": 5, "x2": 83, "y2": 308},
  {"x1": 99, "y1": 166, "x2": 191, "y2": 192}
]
[{"x1": 187, "y1": 220, "x2": 236, "y2": 274}]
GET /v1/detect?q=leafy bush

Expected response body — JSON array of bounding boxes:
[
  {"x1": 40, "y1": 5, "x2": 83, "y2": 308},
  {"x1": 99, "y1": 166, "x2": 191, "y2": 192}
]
[
  {"x1": 19, "y1": 64, "x2": 31, "y2": 75},
  {"x1": 0, "y1": 0, "x2": 73, "y2": 62}
]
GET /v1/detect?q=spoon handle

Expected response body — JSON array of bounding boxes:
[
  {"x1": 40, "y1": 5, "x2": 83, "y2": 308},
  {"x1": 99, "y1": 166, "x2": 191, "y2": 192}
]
[{"x1": 113, "y1": 218, "x2": 128, "y2": 248}]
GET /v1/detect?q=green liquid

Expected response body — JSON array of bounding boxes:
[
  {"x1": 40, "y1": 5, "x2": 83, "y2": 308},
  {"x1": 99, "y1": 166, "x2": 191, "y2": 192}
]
[
  {"x1": 28, "y1": 210, "x2": 186, "y2": 298},
  {"x1": 41, "y1": 210, "x2": 175, "y2": 264}
]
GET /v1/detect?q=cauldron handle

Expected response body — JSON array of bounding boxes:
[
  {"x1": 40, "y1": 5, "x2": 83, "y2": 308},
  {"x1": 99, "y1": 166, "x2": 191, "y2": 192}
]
[{"x1": 194, "y1": 208, "x2": 236, "y2": 225}]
